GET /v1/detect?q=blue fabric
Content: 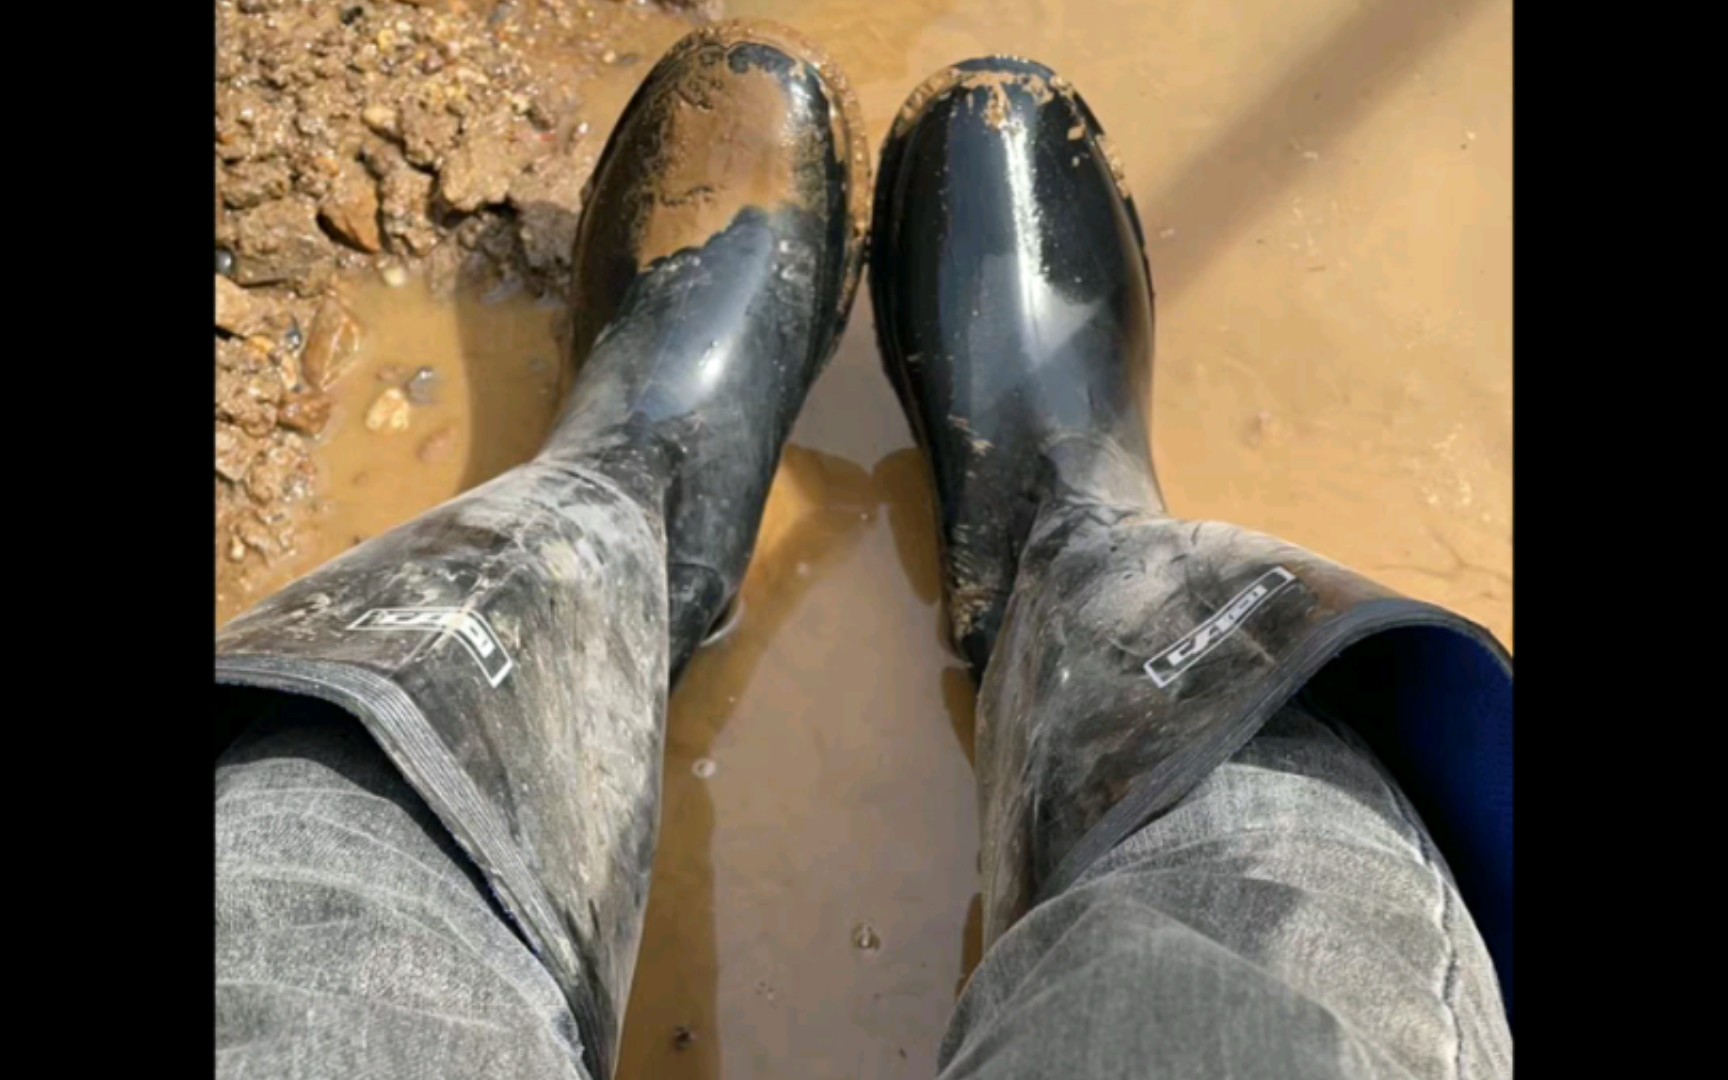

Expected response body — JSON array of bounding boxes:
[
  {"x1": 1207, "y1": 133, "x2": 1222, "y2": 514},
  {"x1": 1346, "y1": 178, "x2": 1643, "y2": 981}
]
[{"x1": 1306, "y1": 626, "x2": 1513, "y2": 1021}]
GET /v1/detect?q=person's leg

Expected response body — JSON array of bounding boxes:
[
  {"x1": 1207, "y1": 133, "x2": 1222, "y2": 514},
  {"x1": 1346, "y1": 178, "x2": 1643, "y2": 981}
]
[
  {"x1": 214, "y1": 21, "x2": 870, "y2": 1078},
  {"x1": 216, "y1": 702, "x2": 589, "y2": 1079},
  {"x1": 937, "y1": 702, "x2": 1509, "y2": 1079},
  {"x1": 870, "y1": 56, "x2": 1512, "y2": 1080}
]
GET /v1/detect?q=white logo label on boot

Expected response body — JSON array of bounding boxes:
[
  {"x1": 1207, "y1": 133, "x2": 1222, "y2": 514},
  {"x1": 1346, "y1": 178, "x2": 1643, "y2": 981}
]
[
  {"x1": 1144, "y1": 567, "x2": 1296, "y2": 688},
  {"x1": 349, "y1": 608, "x2": 515, "y2": 687}
]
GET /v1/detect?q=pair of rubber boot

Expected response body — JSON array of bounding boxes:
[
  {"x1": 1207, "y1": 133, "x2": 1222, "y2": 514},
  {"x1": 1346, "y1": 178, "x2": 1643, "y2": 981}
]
[{"x1": 215, "y1": 22, "x2": 1512, "y2": 1078}]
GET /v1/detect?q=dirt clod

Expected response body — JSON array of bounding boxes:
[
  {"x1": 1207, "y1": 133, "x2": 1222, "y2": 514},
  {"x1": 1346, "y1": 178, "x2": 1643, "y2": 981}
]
[
  {"x1": 228, "y1": 197, "x2": 333, "y2": 289},
  {"x1": 215, "y1": 0, "x2": 719, "y2": 623}
]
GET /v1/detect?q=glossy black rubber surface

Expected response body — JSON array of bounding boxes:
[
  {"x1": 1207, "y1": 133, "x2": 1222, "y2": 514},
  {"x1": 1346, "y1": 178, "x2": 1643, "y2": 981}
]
[
  {"x1": 871, "y1": 57, "x2": 1161, "y2": 675},
  {"x1": 561, "y1": 26, "x2": 867, "y2": 679}
]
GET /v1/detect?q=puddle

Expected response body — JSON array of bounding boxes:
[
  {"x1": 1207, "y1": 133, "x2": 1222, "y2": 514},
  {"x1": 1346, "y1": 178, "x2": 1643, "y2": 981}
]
[
  {"x1": 213, "y1": 279, "x2": 567, "y2": 628},
  {"x1": 633, "y1": 1, "x2": 1511, "y2": 1072}
]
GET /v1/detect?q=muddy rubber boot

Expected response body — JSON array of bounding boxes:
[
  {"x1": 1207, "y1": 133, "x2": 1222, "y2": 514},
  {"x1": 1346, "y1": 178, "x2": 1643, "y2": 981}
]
[
  {"x1": 873, "y1": 58, "x2": 1513, "y2": 1009},
  {"x1": 215, "y1": 22, "x2": 869, "y2": 1078}
]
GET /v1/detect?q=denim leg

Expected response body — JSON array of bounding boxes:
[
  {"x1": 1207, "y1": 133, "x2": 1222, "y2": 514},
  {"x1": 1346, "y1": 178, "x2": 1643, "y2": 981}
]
[
  {"x1": 215, "y1": 708, "x2": 592, "y2": 1080},
  {"x1": 939, "y1": 703, "x2": 1511, "y2": 1080}
]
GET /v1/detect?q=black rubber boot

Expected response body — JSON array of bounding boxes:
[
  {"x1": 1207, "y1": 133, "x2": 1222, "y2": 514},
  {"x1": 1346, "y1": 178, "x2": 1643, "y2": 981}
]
[
  {"x1": 873, "y1": 58, "x2": 1514, "y2": 1009},
  {"x1": 215, "y1": 22, "x2": 869, "y2": 1078}
]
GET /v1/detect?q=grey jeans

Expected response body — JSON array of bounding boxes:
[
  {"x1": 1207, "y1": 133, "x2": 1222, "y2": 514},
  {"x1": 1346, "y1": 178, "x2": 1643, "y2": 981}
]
[{"x1": 215, "y1": 702, "x2": 1510, "y2": 1079}]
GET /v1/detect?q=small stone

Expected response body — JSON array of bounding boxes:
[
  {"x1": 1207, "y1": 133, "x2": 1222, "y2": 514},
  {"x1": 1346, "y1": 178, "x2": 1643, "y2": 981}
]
[
  {"x1": 319, "y1": 161, "x2": 383, "y2": 253},
  {"x1": 852, "y1": 923, "x2": 881, "y2": 952},
  {"x1": 381, "y1": 262, "x2": 409, "y2": 288},
  {"x1": 404, "y1": 365, "x2": 442, "y2": 405},
  {"x1": 301, "y1": 297, "x2": 363, "y2": 390},
  {"x1": 365, "y1": 387, "x2": 412, "y2": 433},
  {"x1": 276, "y1": 348, "x2": 301, "y2": 393},
  {"x1": 691, "y1": 758, "x2": 717, "y2": 779},
  {"x1": 215, "y1": 275, "x2": 268, "y2": 337},
  {"x1": 215, "y1": 423, "x2": 262, "y2": 482},
  {"x1": 362, "y1": 104, "x2": 401, "y2": 137},
  {"x1": 228, "y1": 534, "x2": 248, "y2": 562},
  {"x1": 215, "y1": 247, "x2": 236, "y2": 276},
  {"x1": 277, "y1": 393, "x2": 334, "y2": 436}
]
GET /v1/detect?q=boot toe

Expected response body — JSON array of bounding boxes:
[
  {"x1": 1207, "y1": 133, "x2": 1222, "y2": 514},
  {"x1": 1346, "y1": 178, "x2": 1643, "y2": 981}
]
[
  {"x1": 871, "y1": 59, "x2": 1159, "y2": 679},
  {"x1": 875, "y1": 55, "x2": 1149, "y2": 310},
  {"x1": 571, "y1": 20, "x2": 870, "y2": 358},
  {"x1": 561, "y1": 22, "x2": 872, "y2": 679}
]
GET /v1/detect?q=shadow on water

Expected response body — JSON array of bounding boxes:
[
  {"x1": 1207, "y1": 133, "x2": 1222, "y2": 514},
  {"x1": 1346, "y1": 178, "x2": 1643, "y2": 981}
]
[{"x1": 617, "y1": 444, "x2": 881, "y2": 1079}]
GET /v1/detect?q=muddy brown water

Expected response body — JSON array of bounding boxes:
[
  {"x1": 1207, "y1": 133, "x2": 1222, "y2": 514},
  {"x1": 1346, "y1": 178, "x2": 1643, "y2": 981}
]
[{"x1": 219, "y1": 1, "x2": 1511, "y2": 1076}]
